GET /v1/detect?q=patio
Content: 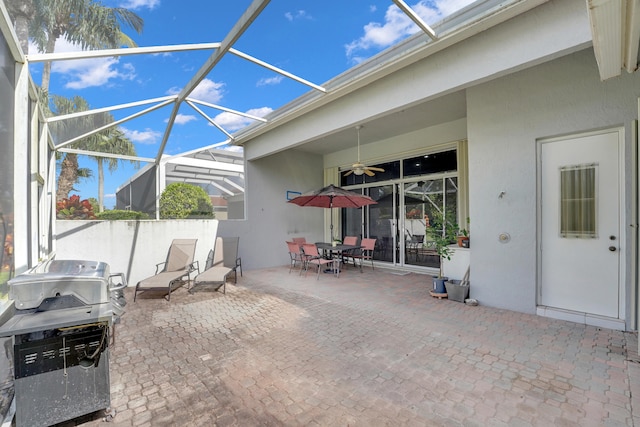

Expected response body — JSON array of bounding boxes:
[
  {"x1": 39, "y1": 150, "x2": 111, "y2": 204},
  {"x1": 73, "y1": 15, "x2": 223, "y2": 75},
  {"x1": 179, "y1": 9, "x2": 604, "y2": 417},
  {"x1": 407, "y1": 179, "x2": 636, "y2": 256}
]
[{"x1": 58, "y1": 264, "x2": 640, "y2": 426}]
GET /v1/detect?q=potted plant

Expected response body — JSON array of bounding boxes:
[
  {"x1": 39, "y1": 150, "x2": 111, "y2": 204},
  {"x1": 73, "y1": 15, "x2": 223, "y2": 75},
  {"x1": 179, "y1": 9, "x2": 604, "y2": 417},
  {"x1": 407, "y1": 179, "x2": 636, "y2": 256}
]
[
  {"x1": 456, "y1": 217, "x2": 470, "y2": 247},
  {"x1": 425, "y1": 209, "x2": 459, "y2": 293}
]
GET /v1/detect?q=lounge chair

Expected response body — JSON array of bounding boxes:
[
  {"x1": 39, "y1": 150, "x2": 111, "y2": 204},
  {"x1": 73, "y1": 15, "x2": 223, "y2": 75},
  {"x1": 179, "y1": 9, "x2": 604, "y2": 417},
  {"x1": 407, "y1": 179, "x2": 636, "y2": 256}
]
[
  {"x1": 191, "y1": 237, "x2": 241, "y2": 294},
  {"x1": 220, "y1": 237, "x2": 242, "y2": 283},
  {"x1": 134, "y1": 238, "x2": 198, "y2": 302}
]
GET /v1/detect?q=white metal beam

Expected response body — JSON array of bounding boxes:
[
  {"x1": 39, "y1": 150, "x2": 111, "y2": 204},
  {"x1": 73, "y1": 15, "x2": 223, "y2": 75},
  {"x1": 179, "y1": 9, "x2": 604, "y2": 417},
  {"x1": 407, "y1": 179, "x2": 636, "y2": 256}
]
[
  {"x1": 171, "y1": 140, "x2": 234, "y2": 158},
  {"x1": 58, "y1": 148, "x2": 155, "y2": 163},
  {"x1": 163, "y1": 156, "x2": 244, "y2": 173},
  {"x1": 185, "y1": 100, "x2": 235, "y2": 140},
  {"x1": 27, "y1": 43, "x2": 221, "y2": 62},
  {"x1": 0, "y1": 1, "x2": 24, "y2": 62},
  {"x1": 46, "y1": 95, "x2": 177, "y2": 123},
  {"x1": 588, "y1": 0, "x2": 624, "y2": 80},
  {"x1": 625, "y1": 0, "x2": 640, "y2": 72},
  {"x1": 209, "y1": 181, "x2": 236, "y2": 196},
  {"x1": 223, "y1": 177, "x2": 245, "y2": 193},
  {"x1": 176, "y1": 0, "x2": 271, "y2": 103},
  {"x1": 186, "y1": 98, "x2": 269, "y2": 123},
  {"x1": 55, "y1": 98, "x2": 175, "y2": 150},
  {"x1": 392, "y1": 0, "x2": 437, "y2": 40},
  {"x1": 229, "y1": 48, "x2": 326, "y2": 92}
]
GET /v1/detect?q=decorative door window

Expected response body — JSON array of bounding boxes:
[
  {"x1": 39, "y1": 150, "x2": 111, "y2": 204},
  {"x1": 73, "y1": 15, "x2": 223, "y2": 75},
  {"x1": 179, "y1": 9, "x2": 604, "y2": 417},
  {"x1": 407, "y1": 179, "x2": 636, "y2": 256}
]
[{"x1": 559, "y1": 164, "x2": 597, "y2": 238}]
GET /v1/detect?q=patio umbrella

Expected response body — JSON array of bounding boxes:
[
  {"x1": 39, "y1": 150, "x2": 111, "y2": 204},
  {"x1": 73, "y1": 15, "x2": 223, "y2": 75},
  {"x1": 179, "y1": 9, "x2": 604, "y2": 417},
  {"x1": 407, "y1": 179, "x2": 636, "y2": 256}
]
[{"x1": 288, "y1": 184, "x2": 377, "y2": 240}]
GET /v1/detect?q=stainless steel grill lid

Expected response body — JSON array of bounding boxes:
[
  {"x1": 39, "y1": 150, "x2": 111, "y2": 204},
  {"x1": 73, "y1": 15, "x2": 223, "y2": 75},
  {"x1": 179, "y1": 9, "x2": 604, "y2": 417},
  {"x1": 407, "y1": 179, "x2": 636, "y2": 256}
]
[{"x1": 8, "y1": 260, "x2": 110, "y2": 310}]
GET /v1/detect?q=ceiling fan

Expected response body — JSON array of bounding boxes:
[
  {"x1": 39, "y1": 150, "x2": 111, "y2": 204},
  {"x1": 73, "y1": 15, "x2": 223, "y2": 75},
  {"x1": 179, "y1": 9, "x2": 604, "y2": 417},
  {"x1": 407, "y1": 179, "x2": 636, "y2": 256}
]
[{"x1": 343, "y1": 125, "x2": 385, "y2": 177}]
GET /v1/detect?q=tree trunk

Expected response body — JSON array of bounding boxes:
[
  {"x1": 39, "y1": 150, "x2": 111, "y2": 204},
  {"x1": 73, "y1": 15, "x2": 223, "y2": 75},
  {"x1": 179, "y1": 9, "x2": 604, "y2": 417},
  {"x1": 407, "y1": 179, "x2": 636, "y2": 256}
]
[
  {"x1": 41, "y1": 36, "x2": 57, "y2": 94},
  {"x1": 5, "y1": 0, "x2": 34, "y2": 54},
  {"x1": 56, "y1": 153, "x2": 79, "y2": 202},
  {"x1": 97, "y1": 158, "x2": 104, "y2": 212}
]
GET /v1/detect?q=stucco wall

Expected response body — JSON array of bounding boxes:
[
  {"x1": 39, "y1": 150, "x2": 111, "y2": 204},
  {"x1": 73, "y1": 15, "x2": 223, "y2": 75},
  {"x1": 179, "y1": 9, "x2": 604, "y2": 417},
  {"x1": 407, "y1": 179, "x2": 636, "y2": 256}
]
[
  {"x1": 55, "y1": 219, "x2": 218, "y2": 287},
  {"x1": 218, "y1": 148, "x2": 324, "y2": 270},
  {"x1": 467, "y1": 48, "x2": 640, "y2": 315}
]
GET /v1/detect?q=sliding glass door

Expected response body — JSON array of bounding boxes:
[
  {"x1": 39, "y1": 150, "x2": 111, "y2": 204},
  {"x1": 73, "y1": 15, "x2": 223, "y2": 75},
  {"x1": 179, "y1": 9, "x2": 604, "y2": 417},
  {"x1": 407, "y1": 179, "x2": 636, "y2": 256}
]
[{"x1": 340, "y1": 149, "x2": 461, "y2": 270}]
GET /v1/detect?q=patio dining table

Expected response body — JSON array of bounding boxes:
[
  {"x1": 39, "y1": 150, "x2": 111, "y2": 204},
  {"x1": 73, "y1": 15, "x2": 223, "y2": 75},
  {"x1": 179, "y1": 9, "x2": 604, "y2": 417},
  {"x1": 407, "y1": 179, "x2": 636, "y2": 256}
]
[{"x1": 315, "y1": 242, "x2": 361, "y2": 274}]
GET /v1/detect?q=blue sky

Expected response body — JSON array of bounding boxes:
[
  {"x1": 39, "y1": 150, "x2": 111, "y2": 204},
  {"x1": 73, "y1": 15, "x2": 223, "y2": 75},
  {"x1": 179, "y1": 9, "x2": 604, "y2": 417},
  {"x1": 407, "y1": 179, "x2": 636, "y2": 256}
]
[{"x1": 34, "y1": 0, "x2": 476, "y2": 208}]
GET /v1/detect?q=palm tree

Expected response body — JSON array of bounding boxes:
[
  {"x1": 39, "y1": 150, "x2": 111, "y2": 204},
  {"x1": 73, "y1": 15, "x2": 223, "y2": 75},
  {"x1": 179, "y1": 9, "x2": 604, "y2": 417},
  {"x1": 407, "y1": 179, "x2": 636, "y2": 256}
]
[
  {"x1": 7, "y1": 0, "x2": 144, "y2": 92},
  {"x1": 50, "y1": 95, "x2": 100, "y2": 202},
  {"x1": 50, "y1": 95, "x2": 138, "y2": 206},
  {"x1": 4, "y1": 0, "x2": 34, "y2": 54},
  {"x1": 7, "y1": 0, "x2": 144, "y2": 202},
  {"x1": 30, "y1": 0, "x2": 144, "y2": 93},
  {"x1": 87, "y1": 127, "x2": 138, "y2": 212}
]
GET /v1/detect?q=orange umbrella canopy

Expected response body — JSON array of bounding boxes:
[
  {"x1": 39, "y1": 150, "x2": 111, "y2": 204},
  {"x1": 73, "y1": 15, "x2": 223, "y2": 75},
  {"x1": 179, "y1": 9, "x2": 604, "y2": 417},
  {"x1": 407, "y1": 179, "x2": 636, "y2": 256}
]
[
  {"x1": 287, "y1": 184, "x2": 377, "y2": 209},
  {"x1": 288, "y1": 185, "x2": 377, "y2": 240}
]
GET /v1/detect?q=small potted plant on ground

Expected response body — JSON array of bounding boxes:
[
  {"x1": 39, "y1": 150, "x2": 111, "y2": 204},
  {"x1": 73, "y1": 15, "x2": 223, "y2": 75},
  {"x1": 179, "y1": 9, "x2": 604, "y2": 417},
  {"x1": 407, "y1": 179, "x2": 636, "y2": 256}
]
[{"x1": 425, "y1": 209, "x2": 459, "y2": 294}]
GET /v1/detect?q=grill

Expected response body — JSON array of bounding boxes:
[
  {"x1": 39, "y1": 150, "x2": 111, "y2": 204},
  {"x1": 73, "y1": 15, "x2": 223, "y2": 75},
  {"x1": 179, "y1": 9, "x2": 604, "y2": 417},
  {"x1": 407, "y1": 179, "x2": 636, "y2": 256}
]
[{"x1": 0, "y1": 260, "x2": 126, "y2": 427}]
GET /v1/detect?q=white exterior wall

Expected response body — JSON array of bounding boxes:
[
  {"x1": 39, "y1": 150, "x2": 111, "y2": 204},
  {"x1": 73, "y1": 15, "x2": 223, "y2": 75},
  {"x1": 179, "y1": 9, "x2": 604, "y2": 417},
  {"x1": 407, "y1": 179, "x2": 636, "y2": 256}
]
[
  {"x1": 467, "y1": 48, "x2": 640, "y2": 316},
  {"x1": 55, "y1": 220, "x2": 218, "y2": 286},
  {"x1": 217, "y1": 148, "x2": 324, "y2": 270}
]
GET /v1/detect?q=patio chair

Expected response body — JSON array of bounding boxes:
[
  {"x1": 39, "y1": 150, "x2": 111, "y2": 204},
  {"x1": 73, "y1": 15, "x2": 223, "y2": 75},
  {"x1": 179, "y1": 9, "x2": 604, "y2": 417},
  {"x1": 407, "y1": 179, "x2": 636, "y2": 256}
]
[
  {"x1": 351, "y1": 238, "x2": 376, "y2": 272},
  {"x1": 292, "y1": 237, "x2": 306, "y2": 245},
  {"x1": 286, "y1": 241, "x2": 305, "y2": 274},
  {"x1": 301, "y1": 243, "x2": 338, "y2": 279},
  {"x1": 134, "y1": 238, "x2": 198, "y2": 302},
  {"x1": 341, "y1": 235, "x2": 359, "y2": 266}
]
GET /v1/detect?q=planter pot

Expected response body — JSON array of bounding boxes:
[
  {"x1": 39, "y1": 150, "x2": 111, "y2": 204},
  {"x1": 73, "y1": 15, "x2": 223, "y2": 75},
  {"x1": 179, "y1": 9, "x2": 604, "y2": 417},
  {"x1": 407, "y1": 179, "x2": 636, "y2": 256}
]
[
  {"x1": 432, "y1": 276, "x2": 448, "y2": 294},
  {"x1": 445, "y1": 280, "x2": 470, "y2": 303},
  {"x1": 457, "y1": 236, "x2": 469, "y2": 247}
]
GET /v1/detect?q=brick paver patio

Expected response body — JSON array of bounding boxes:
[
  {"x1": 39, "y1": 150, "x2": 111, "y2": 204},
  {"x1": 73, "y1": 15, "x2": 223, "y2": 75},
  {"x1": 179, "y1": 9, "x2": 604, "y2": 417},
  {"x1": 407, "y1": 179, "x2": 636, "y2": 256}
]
[{"x1": 62, "y1": 265, "x2": 640, "y2": 426}]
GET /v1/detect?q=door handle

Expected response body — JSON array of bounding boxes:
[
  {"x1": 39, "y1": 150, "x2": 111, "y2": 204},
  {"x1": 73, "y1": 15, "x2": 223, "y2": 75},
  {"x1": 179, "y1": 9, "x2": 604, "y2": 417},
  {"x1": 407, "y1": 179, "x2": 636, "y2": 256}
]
[{"x1": 609, "y1": 246, "x2": 617, "y2": 252}]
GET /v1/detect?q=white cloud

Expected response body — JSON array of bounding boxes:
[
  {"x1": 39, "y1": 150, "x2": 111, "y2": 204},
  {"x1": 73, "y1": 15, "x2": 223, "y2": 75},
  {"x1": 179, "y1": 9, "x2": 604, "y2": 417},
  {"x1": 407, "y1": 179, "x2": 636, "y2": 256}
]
[
  {"x1": 188, "y1": 79, "x2": 225, "y2": 104},
  {"x1": 105, "y1": 193, "x2": 115, "y2": 199},
  {"x1": 257, "y1": 76, "x2": 283, "y2": 87},
  {"x1": 214, "y1": 107, "x2": 272, "y2": 132},
  {"x1": 121, "y1": 127, "x2": 161, "y2": 145},
  {"x1": 224, "y1": 145, "x2": 244, "y2": 153},
  {"x1": 48, "y1": 39, "x2": 136, "y2": 89},
  {"x1": 346, "y1": 0, "x2": 475, "y2": 58},
  {"x1": 169, "y1": 114, "x2": 197, "y2": 125},
  {"x1": 118, "y1": 0, "x2": 160, "y2": 10},
  {"x1": 434, "y1": 0, "x2": 476, "y2": 16},
  {"x1": 285, "y1": 10, "x2": 312, "y2": 22},
  {"x1": 165, "y1": 86, "x2": 180, "y2": 96}
]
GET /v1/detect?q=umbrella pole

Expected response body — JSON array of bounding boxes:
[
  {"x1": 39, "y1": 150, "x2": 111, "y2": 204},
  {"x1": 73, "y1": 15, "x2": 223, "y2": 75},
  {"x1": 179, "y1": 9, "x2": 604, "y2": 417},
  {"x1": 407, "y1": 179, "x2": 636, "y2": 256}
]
[
  {"x1": 330, "y1": 198, "x2": 334, "y2": 241},
  {"x1": 330, "y1": 206, "x2": 334, "y2": 241}
]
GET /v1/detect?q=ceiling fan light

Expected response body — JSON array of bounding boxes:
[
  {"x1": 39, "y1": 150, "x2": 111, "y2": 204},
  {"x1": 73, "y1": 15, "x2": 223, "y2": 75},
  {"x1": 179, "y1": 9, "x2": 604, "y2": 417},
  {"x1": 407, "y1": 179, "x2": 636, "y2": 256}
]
[{"x1": 354, "y1": 168, "x2": 364, "y2": 176}]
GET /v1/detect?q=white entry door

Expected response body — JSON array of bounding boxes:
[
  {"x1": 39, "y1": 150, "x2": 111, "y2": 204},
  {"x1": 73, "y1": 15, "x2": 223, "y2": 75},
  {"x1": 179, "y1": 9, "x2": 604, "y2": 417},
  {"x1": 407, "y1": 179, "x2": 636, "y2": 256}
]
[{"x1": 540, "y1": 130, "x2": 622, "y2": 318}]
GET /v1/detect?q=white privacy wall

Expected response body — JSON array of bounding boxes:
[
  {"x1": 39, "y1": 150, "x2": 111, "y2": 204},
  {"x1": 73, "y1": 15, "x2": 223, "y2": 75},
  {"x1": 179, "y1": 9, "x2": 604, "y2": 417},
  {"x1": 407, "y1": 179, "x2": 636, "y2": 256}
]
[
  {"x1": 55, "y1": 219, "x2": 218, "y2": 287},
  {"x1": 466, "y1": 48, "x2": 640, "y2": 315}
]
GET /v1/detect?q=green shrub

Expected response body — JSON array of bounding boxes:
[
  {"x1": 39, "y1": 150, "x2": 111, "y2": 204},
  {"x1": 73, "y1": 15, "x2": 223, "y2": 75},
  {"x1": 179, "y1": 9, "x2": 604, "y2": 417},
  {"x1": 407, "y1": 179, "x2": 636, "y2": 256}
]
[
  {"x1": 96, "y1": 210, "x2": 150, "y2": 220},
  {"x1": 159, "y1": 183, "x2": 215, "y2": 219}
]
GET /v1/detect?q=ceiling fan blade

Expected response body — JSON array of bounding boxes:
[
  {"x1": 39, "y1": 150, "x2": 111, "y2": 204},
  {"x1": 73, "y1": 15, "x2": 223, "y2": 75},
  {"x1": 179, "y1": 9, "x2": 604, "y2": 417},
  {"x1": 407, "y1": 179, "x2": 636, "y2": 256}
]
[
  {"x1": 364, "y1": 169, "x2": 375, "y2": 177},
  {"x1": 343, "y1": 170, "x2": 354, "y2": 177},
  {"x1": 367, "y1": 167, "x2": 385, "y2": 172}
]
